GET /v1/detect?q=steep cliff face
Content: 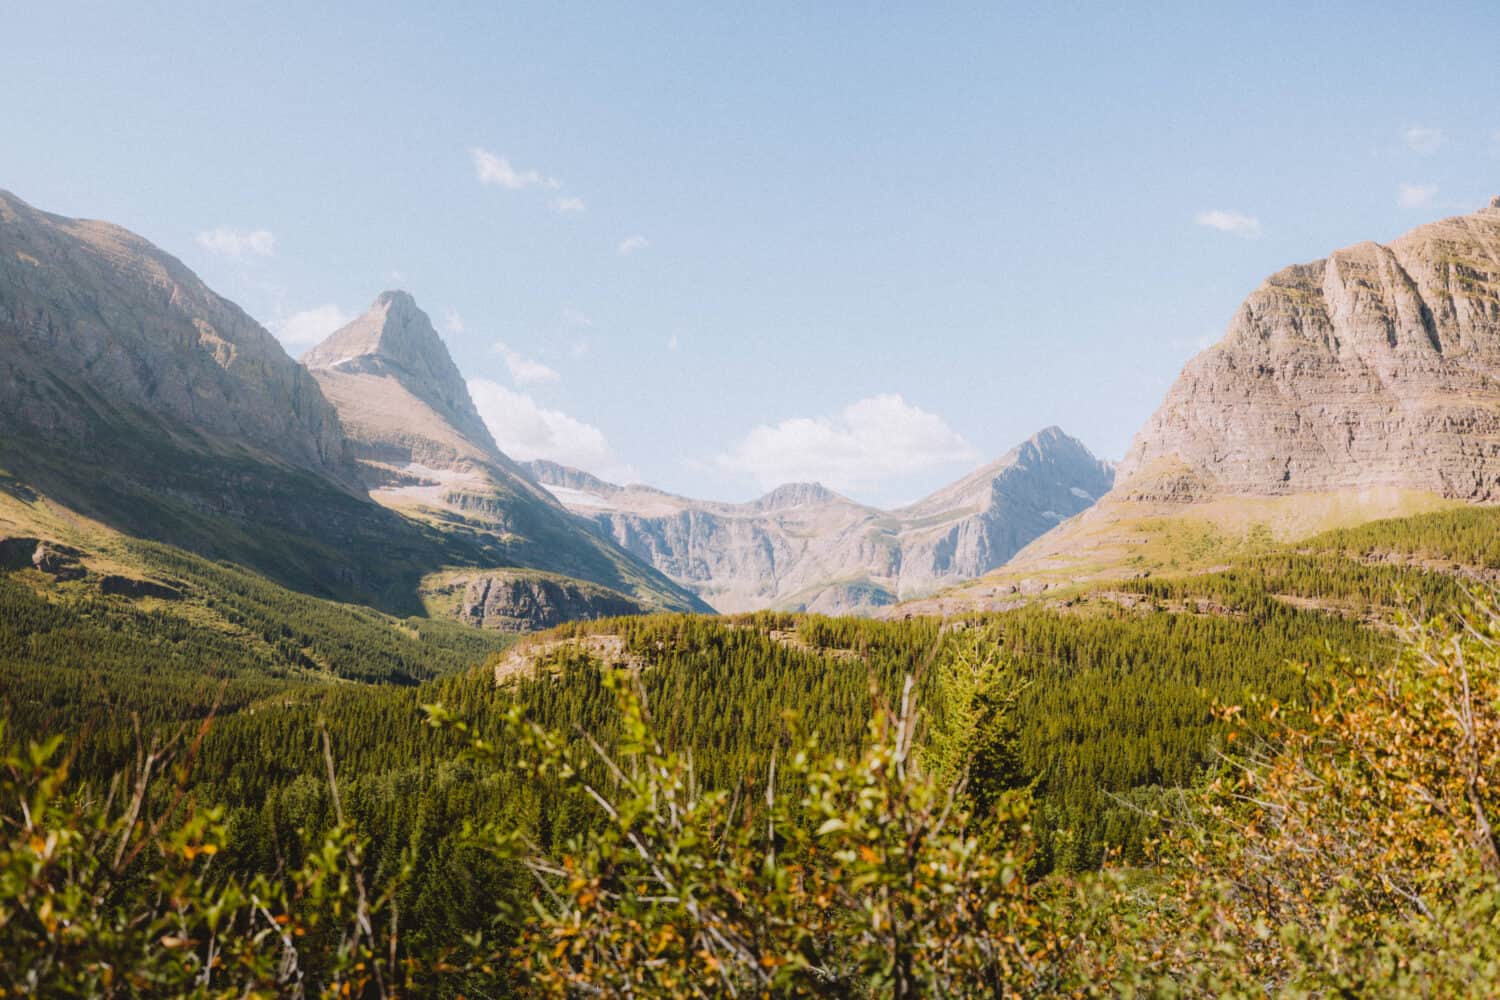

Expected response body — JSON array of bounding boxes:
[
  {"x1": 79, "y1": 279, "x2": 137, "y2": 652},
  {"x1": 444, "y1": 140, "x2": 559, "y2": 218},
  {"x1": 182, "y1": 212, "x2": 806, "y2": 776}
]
[
  {"x1": 422, "y1": 569, "x2": 647, "y2": 632},
  {"x1": 0, "y1": 189, "x2": 351, "y2": 479},
  {"x1": 525, "y1": 427, "x2": 1113, "y2": 613},
  {"x1": 1120, "y1": 197, "x2": 1500, "y2": 500}
]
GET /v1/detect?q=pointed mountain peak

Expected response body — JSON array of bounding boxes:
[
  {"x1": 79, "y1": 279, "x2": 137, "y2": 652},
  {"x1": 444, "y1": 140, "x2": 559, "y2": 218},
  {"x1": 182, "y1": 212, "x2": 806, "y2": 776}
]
[
  {"x1": 302, "y1": 291, "x2": 498, "y2": 459},
  {"x1": 303, "y1": 290, "x2": 449, "y2": 376},
  {"x1": 1017, "y1": 426, "x2": 1103, "y2": 464},
  {"x1": 1024, "y1": 425, "x2": 1069, "y2": 449}
]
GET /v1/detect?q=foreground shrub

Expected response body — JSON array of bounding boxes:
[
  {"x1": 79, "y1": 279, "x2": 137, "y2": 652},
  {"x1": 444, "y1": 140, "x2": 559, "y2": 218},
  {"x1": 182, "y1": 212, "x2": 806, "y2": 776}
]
[{"x1": 1125, "y1": 600, "x2": 1500, "y2": 995}]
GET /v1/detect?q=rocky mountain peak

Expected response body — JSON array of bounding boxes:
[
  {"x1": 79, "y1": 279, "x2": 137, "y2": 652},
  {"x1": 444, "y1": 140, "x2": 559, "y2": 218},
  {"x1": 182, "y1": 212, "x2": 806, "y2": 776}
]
[
  {"x1": 1489, "y1": 195, "x2": 1500, "y2": 210},
  {"x1": 302, "y1": 292, "x2": 497, "y2": 458},
  {"x1": 304, "y1": 290, "x2": 451, "y2": 377},
  {"x1": 753, "y1": 482, "x2": 844, "y2": 511},
  {"x1": 1117, "y1": 198, "x2": 1500, "y2": 500},
  {"x1": 1016, "y1": 426, "x2": 1107, "y2": 468}
]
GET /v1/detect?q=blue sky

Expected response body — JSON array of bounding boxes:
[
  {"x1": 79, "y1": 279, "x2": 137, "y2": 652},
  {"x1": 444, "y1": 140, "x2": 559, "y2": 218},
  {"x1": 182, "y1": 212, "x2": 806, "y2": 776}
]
[{"x1": 4, "y1": 2, "x2": 1498, "y2": 506}]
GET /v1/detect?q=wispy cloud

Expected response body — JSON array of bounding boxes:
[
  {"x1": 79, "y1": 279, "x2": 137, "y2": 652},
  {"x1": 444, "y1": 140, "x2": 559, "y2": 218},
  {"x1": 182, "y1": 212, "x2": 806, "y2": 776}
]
[
  {"x1": 197, "y1": 226, "x2": 275, "y2": 258},
  {"x1": 617, "y1": 235, "x2": 650, "y2": 255},
  {"x1": 716, "y1": 394, "x2": 979, "y2": 493},
  {"x1": 1403, "y1": 125, "x2": 1444, "y2": 155},
  {"x1": 270, "y1": 304, "x2": 350, "y2": 350},
  {"x1": 560, "y1": 306, "x2": 593, "y2": 329},
  {"x1": 1194, "y1": 210, "x2": 1261, "y2": 238},
  {"x1": 493, "y1": 341, "x2": 560, "y2": 386},
  {"x1": 553, "y1": 196, "x2": 586, "y2": 214},
  {"x1": 443, "y1": 309, "x2": 465, "y2": 334},
  {"x1": 1398, "y1": 183, "x2": 1438, "y2": 208},
  {"x1": 471, "y1": 148, "x2": 561, "y2": 191},
  {"x1": 469, "y1": 378, "x2": 624, "y2": 477},
  {"x1": 666, "y1": 334, "x2": 680, "y2": 351}
]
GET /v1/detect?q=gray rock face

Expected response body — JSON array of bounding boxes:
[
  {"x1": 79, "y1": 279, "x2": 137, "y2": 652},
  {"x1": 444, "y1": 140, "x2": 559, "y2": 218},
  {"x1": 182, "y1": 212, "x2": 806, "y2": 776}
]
[
  {"x1": 0, "y1": 189, "x2": 351, "y2": 479},
  {"x1": 1119, "y1": 198, "x2": 1500, "y2": 499},
  {"x1": 435, "y1": 572, "x2": 646, "y2": 632},
  {"x1": 525, "y1": 427, "x2": 1114, "y2": 613}
]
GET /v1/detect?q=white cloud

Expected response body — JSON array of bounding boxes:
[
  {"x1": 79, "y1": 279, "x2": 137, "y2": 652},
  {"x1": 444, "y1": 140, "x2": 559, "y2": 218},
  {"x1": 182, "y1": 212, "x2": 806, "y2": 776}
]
[
  {"x1": 471, "y1": 148, "x2": 561, "y2": 191},
  {"x1": 271, "y1": 304, "x2": 351, "y2": 349},
  {"x1": 553, "y1": 196, "x2": 586, "y2": 214},
  {"x1": 1398, "y1": 183, "x2": 1438, "y2": 208},
  {"x1": 197, "y1": 226, "x2": 275, "y2": 258},
  {"x1": 716, "y1": 394, "x2": 979, "y2": 493},
  {"x1": 493, "y1": 341, "x2": 560, "y2": 385},
  {"x1": 443, "y1": 309, "x2": 465, "y2": 334},
  {"x1": 1403, "y1": 125, "x2": 1444, "y2": 155},
  {"x1": 469, "y1": 378, "x2": 620, "y2": 475},
  {"x1": 617, "y1": 235, "x2": 650, "y2": 255},
  {"x1": 1194, "y1": 210, "x2": 1261, "y2": 238},
  {"x1": 667, "y1": 334, "x2": 680, "y2": 351}
]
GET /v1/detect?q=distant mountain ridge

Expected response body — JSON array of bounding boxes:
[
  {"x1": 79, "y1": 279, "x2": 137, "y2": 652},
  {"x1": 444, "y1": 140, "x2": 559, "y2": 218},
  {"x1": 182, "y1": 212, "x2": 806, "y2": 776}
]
[{"x1": 525, "y1": 426, "x2": 1114, "y2": 613}]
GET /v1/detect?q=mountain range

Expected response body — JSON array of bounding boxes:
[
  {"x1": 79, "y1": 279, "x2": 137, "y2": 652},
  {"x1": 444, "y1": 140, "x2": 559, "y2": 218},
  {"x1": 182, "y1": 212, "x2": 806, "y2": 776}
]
[
  {"x1": 525, "y1": 427, "x2": 1113, "y2": 613},
  {"x1": 0, "y1": 187, "x2": 1113, "y2": 630},
  {"x1": 6, "y1": 187, "x2": 1500, "y2": 630}
]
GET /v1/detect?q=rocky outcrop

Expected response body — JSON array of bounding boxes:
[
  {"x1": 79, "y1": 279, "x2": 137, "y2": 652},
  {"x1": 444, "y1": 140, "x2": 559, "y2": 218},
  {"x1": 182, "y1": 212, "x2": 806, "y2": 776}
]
[
  {"x1": 427, "y1": 571, "x2": 647, "y2": 632},
  {"x1": 525, "y1": 427, "x2": 1114, "y2": 613},
  {"x1": 1119, "y1": 197, "x2": 1500, "y2": 500},
  {"x1": 30, "y1": 541, "x2": 85, "y2": 580},
  {"x1": 0, "y1": 190, "x2": 442, "y2": 611},
  {"x1": 0, "y1": 536, "x2": 41, "y2": 571},
  {"x1": 0, "y1": 538, "x2": 86, "y2": 580}
]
